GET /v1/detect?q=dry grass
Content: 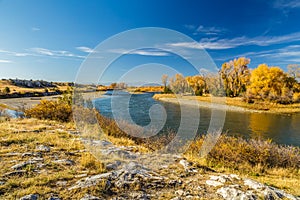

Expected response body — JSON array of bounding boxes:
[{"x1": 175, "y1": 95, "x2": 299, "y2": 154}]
[
  {"x1": 0, "y1": 80, "x2": 69, "y2": 94},
  {"x1": 0, "y1": 118, "x2": 107, "y2": 199}
]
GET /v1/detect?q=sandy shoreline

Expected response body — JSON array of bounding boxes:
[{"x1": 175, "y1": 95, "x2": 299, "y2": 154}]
[{"x1": 158, "y1": 97, "x2": 264, "y2": 113}]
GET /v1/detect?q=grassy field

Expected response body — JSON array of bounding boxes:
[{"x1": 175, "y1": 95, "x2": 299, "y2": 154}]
[
  {"x1": 0, "y1": 118, "x2": 106, "y2": 199},
  {"x1": 153, "y1": 94, "x2": 300, "y2": 113}
]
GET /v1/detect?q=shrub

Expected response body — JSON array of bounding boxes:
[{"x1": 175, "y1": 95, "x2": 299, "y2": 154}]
[
  {"x1": 25, "y1": 100, "x2": 72, "y2": 122},
  {"x1": 187, "y1": 134, "x2": 300, "y2": 171},
  {"x1": 293, "y1": 92, "x2": 300, "y2": 103}
]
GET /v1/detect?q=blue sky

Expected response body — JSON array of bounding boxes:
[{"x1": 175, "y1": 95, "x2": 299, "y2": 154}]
[{"x1": 1, "y1": 0, "x2": 300, "y2": 84}]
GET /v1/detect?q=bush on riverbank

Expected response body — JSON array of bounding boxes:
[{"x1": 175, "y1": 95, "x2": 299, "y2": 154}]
[
  {"x1": 25, "y1": 93, "x2": 73, "y2": 122},
  {"x1": 187, "y1": 134, "x2": 300, "y2": 172}
]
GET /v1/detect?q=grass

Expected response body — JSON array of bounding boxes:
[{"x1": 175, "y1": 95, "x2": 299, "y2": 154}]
[
  {"x1": 0, "y1": 80, "x2": 70, "y2": 95},
  {"x1": 0, "y1": 118, "x2": 106, "y2": 199},
  {"x1": 153, "y1": 94, "x2": 300, "y2": 113}
]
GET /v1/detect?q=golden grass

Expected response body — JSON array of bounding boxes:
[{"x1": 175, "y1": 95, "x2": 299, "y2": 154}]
[
  {"x1": 0, "y1": 118, "x2": 106, "y2": 199},
  {"x1": 0, "y1": 80, "x2": 69, "y2": 94}
]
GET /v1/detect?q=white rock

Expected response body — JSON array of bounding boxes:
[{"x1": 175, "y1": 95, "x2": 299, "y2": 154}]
[{"x1": 206, "y1": 180, "x2": 224, "y2": 187}]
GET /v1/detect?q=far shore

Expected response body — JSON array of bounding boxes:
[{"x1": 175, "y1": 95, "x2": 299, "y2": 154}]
[
  {"x1": 156, "y1": 97, "x2": 264, "y2": 113},
  {"x1": 153, "y1": 94, "x2": 300, "y2": 114}
]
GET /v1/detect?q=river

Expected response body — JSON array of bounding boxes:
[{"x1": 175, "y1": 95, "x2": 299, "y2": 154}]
[{"x1": 94, "y1": 92, "x2": 300, "y2": 147}]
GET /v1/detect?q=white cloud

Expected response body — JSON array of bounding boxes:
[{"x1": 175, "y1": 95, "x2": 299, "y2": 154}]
[
  {"x1": 0, "y1": 59, "x2": 12, "y2": 63},
  {"x1": 167, "y1": 32, "x2": 300, "y2": 50},
  {"x1": 29, "y1": 47, "x2": 85, "y2": 59},
  {"x1": 273, "y1": 0, "x2": 300, "y2": 8},
  {"x1": 0, "y1": 49, "x2": 29, "y2": 57},
  {"x1": 109, "y1": 48, "x2": 170, "y2": 56},
  {"x1": 196, "y1": 25, "x2": 227, "y2": 35},
  {"x1": 31, "y1": 27, "x2": 40, "y2": 31},
  {"x1": 76, "y1": 46, "x2": 95, "y2": 53}
]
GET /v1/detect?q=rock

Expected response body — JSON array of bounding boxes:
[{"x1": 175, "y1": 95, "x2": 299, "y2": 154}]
[
  {"x1": 53, "y1": 159, "x2": 75, "y2": 165},
  {"x1": 179, "y1": 159, "x2": 197, "y2": 173},
  {"x1": 48, "y1": 196, "x2": 61, "y2": 200},
  {"x1": 56, "y1": 181, "x2": 67, "y2": 187},
  {"x1": 11, "y1": 160, "x2": 38, "y2": 170},
  {"x1": 69, "y1": 172, "x2": 112, "y2": 190},
  {"x1": 206, "y1": 180, "x2": 224, "y2": 187},
  {"x1": 75, "y1": 174, "x2": 88, "y2": 178},
  {"x1": 175, "y1": 189, "x2": 185, "y2": 196},
  {"x1": 80, "y1": 194, "x2": 102, "y2": 200},
  {"x1": 19, "y1": 194, "x2": 39, "y2": 200},
  {"x1": 217, "y1": 186, "x2": 257, "y2": 200},
  {"x1": 22, "y1": 152, "x2": 42, "y2": 157},
  {"x1": 100, "y1": 146, "x2": 137, "y2": 159},
  {"x1": 244, "y1": 179, "x2": 265, "y2": 190},
  {"x1": 3, "y1": 170, "x2": 26, "y2": 177},
  {"x1": 209, "y1": 175, "x2": 228, "y2": 183},
  {"x1": 36, "y1": 145, "x2": 50, "y2": 152},
  {"x1": 0, "y1": 181, "x2": 5, "y2": 185},
  {"x1": 244, "y1": 178, "x2": 299, "y2": 200},
  {"x1": 105, "y1": 160, "x2": 122, "y2": 170},
  {"x1": 69, "y1": 162, "x2": 164, "y2": 191}
]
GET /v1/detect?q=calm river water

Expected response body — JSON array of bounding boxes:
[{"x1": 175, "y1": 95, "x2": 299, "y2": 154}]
[{"x1": 94, "y1": 92, "x2": 300, "y2": 147}]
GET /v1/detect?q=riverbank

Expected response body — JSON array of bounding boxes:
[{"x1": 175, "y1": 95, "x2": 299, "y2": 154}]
[
  {"x1": 0, "y1": 118, "x2": 299, "y2": 199},
  {"x1": 153, "y1": 94, "x2": 300, "y2": 114}
]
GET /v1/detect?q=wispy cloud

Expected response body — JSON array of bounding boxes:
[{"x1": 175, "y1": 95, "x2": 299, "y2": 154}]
[
  {"x1": 233, "y1": 45, "x2": 300, "y2": 64},
  {"x1": 273, "y1": 0, "x2": 300, "y2": 8},
  {"x1": 167, "y1": 32, "x2": 300, "y2": 50},
  {"x1": 109, "y1": 48, "x2": 170, "y2": 56},
  {"x1": 0, "y1": 47, "x2": 86, "y2": 61},
  {"x1": 183, "y1": 24, "x2": 196, "y2": 30},
  {"x1": 31, "y1": 27, "x2": 40, "y2": 31},
  {"x1": 76, "y1": 46, "x2": 95, "y2": 53},
  {"x1": 0, "y1": 59, "x2": 12, "y2": 63},
  {"x1": 29, "y1": 48, "x2": 85, "y2": 59},
  {"x1": 195, "y1": 25, "x2": 227, "y2": 35},
  {"x1": 0, "y1": 49, "x2": 29, "y2": 57}
]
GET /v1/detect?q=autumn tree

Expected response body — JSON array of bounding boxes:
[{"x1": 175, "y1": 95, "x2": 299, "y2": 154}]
[
  {"x1": 220, "y1": 57, "x2": 251, "y2": 97},
  {"x1": 204, "y1": 73, "x2": 225, "y2": 96},
  {"x1": 186, "y1": 75, "x2": 206, "y2": 96},
  {"x1": 169, "y1": 74, "x2": 189, "y2": 94},
  {"x1": 287, "y1": 64, "x2": 300, "y2": 79},
  {"x1": 246, "y1": 64, "x2": 296, "y2": 103},
  {"x1": 161, "y1": 74, "x2": 172, "y2": 93}
]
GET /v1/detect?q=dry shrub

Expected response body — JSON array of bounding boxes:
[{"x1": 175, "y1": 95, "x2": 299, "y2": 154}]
[
  {"x1": 187, "y1": 134, "x2": 300, "y2": 171},
  {"x1": 25, "y1": 100, "x2": 72, "y2": 122}
]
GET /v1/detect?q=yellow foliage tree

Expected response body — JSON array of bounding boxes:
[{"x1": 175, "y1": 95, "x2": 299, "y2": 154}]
[
  {"x1": 220, "y1": 57, "x2": 251, "y2": 97},
  {"x1": 186, "y1": 75, "x2": 206, "y2": 96},
  {"x1": 246, "y1": 64, "x2": 295, "y2": 103}
]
